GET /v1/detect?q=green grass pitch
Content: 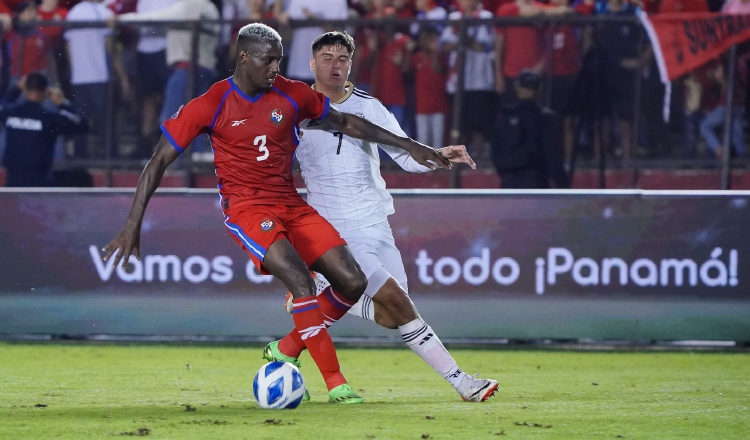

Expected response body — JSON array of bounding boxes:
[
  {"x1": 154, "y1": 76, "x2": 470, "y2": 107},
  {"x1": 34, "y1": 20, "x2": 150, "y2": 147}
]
[{"x1": 0, "y1": 344, "x2": 748, "y2": 439}]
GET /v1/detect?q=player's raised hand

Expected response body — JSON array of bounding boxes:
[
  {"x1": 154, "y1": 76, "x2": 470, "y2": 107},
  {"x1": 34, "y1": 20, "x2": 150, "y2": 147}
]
[
  {"x1": 101, "y1": 225, "x2": 141, "y2": 269},
  {"x1": 438, "y1": 145, "x2": 477, "y2": 169},
  {"x1": 408, "y1": 141, "x2": 452, "y2": 170}
]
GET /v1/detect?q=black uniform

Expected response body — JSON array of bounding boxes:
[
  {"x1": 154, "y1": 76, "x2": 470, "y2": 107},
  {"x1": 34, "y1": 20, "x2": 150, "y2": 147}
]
[
  {"x1": 1, "y1": 100, "x2": 88, "y2": 187},
  {"x1": 490, "y1": 99, "x2": 568, "y2": 189}
]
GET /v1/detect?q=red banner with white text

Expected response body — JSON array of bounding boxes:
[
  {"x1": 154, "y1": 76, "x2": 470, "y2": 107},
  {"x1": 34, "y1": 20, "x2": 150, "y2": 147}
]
[{"x1": 639, "y1": 11, "x2": 750, "y2": 83}]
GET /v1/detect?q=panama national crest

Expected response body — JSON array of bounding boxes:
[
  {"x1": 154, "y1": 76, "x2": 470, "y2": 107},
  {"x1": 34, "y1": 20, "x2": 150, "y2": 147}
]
[
  {"x1": 260, "y1": 217, "x2": 275, "y2": 232},
  {"x1": 270, "y1": 109, "x2": 284, "y2": 126}
]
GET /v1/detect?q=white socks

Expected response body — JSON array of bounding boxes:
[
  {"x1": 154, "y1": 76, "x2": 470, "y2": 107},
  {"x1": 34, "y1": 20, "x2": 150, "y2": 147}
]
[{"x1": 399, "y1": 318, "x2": 467, "y2": 388}]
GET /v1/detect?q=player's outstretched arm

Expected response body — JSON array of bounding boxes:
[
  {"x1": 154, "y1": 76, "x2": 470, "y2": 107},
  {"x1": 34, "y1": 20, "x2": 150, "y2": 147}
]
[
  {"x1": 323, "y1": 106, "x2": 452, "y2": 170},
  {"x1": 102, "y1": 136, "x2": 180, "y2": 269}
]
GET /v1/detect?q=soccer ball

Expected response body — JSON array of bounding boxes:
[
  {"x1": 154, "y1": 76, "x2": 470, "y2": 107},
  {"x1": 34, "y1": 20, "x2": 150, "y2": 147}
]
[{"x1": 253, "y1": 361, "x2": 306, "y2": 409}]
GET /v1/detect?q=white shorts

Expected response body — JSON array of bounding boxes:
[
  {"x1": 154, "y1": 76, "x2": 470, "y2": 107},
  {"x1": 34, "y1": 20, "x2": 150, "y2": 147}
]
[{"x1": 339, "y1": 221, "x2": 408, "y2": 321}]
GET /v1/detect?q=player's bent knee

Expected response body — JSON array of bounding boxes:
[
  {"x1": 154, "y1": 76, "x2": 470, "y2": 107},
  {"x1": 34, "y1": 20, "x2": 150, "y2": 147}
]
[{"x1": 338, "y1": 271, "x2": 367, "y2": 302}]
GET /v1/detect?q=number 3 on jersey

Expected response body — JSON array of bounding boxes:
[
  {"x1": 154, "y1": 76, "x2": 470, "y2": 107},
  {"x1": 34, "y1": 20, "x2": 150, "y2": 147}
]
[{"x1": 254, "y1": 135, "x2": 269, "y2": 161}]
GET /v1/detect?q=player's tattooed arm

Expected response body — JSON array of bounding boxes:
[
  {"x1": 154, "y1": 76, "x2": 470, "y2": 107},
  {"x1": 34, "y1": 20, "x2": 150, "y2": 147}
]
[
  {"x1": 102, "y1": 136, "x2": 180, "y2": 269},
  {"x1": 323, "y1": 106, "x2": 451, "y2": 170}
]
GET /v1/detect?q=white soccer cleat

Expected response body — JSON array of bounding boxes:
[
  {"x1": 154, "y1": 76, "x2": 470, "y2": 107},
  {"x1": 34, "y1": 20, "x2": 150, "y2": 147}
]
[
  {"x1": 456, "y1": 374, "x2": 499, "y2": 402},
  {"x1": 284, "y1": 272, "x2": 333, "y2": 314}
]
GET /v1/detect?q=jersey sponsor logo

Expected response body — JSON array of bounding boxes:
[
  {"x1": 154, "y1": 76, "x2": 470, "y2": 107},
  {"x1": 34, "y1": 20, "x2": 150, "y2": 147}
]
[
  {"x1": 270, "y1": 108, "x2": 284, "y2": 126},
  {"x1": 260, "y1": 217, "x2": 275, "y2": 232},
  {"x1": 171, "y1": 105, "x2": 184, "y2": 119},
  {"x1": 231, "y1": 119, "x2": 247, "y2": 126},
  {"x1": 6, "y1": 117, "x2": 43, "y2": 131}
]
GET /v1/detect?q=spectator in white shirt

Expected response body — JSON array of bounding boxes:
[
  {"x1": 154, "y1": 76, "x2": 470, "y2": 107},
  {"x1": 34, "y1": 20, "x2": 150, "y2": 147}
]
[
  {"x1": 132, "y1": 0, "x2": 177, "y2": 158},
  {"x1": 440, "y1": 0, "x2": 496, "y2": 160},
  {"x1": 65, "y1": 0, "x2": 128, "y2": 158},
  {"x1": 114, "y1": 0, "x2": 220, "y2": 161},
  {"x1": 410, "y1": 0, "x2": 447, "y2": 37},
  {"x1": 280, "y1": 0, "x2": 349, "y2": 83}
]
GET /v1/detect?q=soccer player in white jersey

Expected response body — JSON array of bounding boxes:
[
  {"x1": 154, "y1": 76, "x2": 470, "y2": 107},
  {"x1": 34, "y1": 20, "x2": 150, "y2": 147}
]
[{"x1": 263, "y1": 31, "x2": 499, "y2": 403}]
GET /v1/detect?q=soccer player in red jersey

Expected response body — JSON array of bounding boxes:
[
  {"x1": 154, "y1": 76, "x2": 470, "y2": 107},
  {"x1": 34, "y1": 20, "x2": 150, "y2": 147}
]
[{"x1": 102, "y1": 23, "x2": 451, "y2": 404}]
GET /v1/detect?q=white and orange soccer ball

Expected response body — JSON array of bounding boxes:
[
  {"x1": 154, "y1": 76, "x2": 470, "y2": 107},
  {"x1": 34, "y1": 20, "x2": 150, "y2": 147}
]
[{"x1": 253, "y1": 361, "x2": 306, "y2": 409}]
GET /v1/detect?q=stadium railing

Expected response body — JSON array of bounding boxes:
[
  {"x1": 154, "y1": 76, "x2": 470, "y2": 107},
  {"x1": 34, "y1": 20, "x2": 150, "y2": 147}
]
[{"x1": 2, "y1": 15, "x2": 744, "y2": 189}]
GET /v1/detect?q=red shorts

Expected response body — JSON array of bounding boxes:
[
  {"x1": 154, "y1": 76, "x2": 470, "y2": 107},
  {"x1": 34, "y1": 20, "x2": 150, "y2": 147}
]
[{"x1": 223, "y1": 203, "x2": 347, "y2": 275}]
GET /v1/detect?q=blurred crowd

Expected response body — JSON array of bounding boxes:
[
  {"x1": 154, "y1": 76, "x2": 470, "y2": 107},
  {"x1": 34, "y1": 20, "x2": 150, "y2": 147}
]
[{"x1": 0, "y1": 0, "x2": 748, "y2": 185}]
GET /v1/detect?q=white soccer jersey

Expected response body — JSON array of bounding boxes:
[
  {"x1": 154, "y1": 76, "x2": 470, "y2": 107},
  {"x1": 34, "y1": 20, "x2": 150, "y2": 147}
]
[{"x1": 296, "y1": 82, "x2": 431, "y2": 233}]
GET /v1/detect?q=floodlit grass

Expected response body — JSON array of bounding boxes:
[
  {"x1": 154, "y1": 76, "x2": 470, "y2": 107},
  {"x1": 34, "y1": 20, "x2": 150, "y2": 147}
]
[{"x1": 0, "y1": 344, "x2": 748, "y2": 439}]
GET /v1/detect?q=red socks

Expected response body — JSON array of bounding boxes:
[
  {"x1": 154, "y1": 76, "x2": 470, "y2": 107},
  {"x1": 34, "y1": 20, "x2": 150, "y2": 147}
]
[
  {"x1": 290, "y1": 296, "x2": 346, "y2": 390},
  {"x1": 281, "y1": 288, "x2": 357, "y2": 390}
]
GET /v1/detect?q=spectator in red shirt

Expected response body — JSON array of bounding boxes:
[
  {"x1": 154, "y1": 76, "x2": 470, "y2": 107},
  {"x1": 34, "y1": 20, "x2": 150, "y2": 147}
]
[
  {"x1": 494, "y1": 0, "x2": 570, "y2": 100},
  {"x1": 545, "y1": 0, "x2": 578, "y2": 159},
  {"x1": 351, "y1": 0, "x2": 396, "y2": 93},
  {"x1": 350, "y1": 27, "x2": 377, "y2": 92},
  {"x1": 37, "y1": 0, "x2": 67, "y2": 41},
  {"x1": 372, "y1": 30, "x2": 412, "y2": 132},
  {"x1": 9, "y1": 2, "x2": 50, "y2": 81},
  {"x1": 36, "y1": 0, "x2": 68, "y2": 90},
  {"x1": 408, "y1": 26, "x2": 449, "y2": 149}
]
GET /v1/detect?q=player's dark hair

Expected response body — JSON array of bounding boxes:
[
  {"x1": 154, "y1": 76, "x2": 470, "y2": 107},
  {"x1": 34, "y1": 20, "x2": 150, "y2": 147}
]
[
  {"x1": 236, "y1": 23, "x2": 282, "y2": 53},
  {"x1": 25, "y1": 71, "x2": 49, "y2": 93},
  {"x1": 311, "y1": 31, "x2": 355, "y2": 56}
]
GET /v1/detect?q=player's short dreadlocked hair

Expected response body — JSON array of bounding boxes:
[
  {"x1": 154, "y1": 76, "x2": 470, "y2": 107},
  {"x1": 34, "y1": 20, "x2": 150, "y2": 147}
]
[
  {"x1": 311, "y1": 31, "x2": 355, "y2": 56},
  {"x1": 236, "y1": 23, "x2": 282, "y2": 50}
]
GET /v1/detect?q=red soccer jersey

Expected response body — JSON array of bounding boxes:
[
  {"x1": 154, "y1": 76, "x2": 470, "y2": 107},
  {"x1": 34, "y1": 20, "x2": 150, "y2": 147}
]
[{"x1": 161, "y1": 76, "x2": 330, "y2": 208}]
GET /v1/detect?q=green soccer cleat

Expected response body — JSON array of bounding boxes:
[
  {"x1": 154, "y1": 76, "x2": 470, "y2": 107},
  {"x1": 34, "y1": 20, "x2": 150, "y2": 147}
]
[
  {"x1": 262, "y1": 341, "x2": 301, "y2": 367},
  {"x1": 262, "y1": 341, "x2": 310, "y2": 401},
  {"x1": 328, "y1": 384, "x2": 364, "y2": 404}
]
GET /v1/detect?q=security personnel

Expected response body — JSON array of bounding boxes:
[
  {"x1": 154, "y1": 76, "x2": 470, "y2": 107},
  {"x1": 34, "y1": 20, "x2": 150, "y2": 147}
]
[
  {"x1": 490, "y1": 69, "x2": 569, "y2": 189},
  {"x1": 0, "y1": 72, "x2": 89, "y2": 187}
]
